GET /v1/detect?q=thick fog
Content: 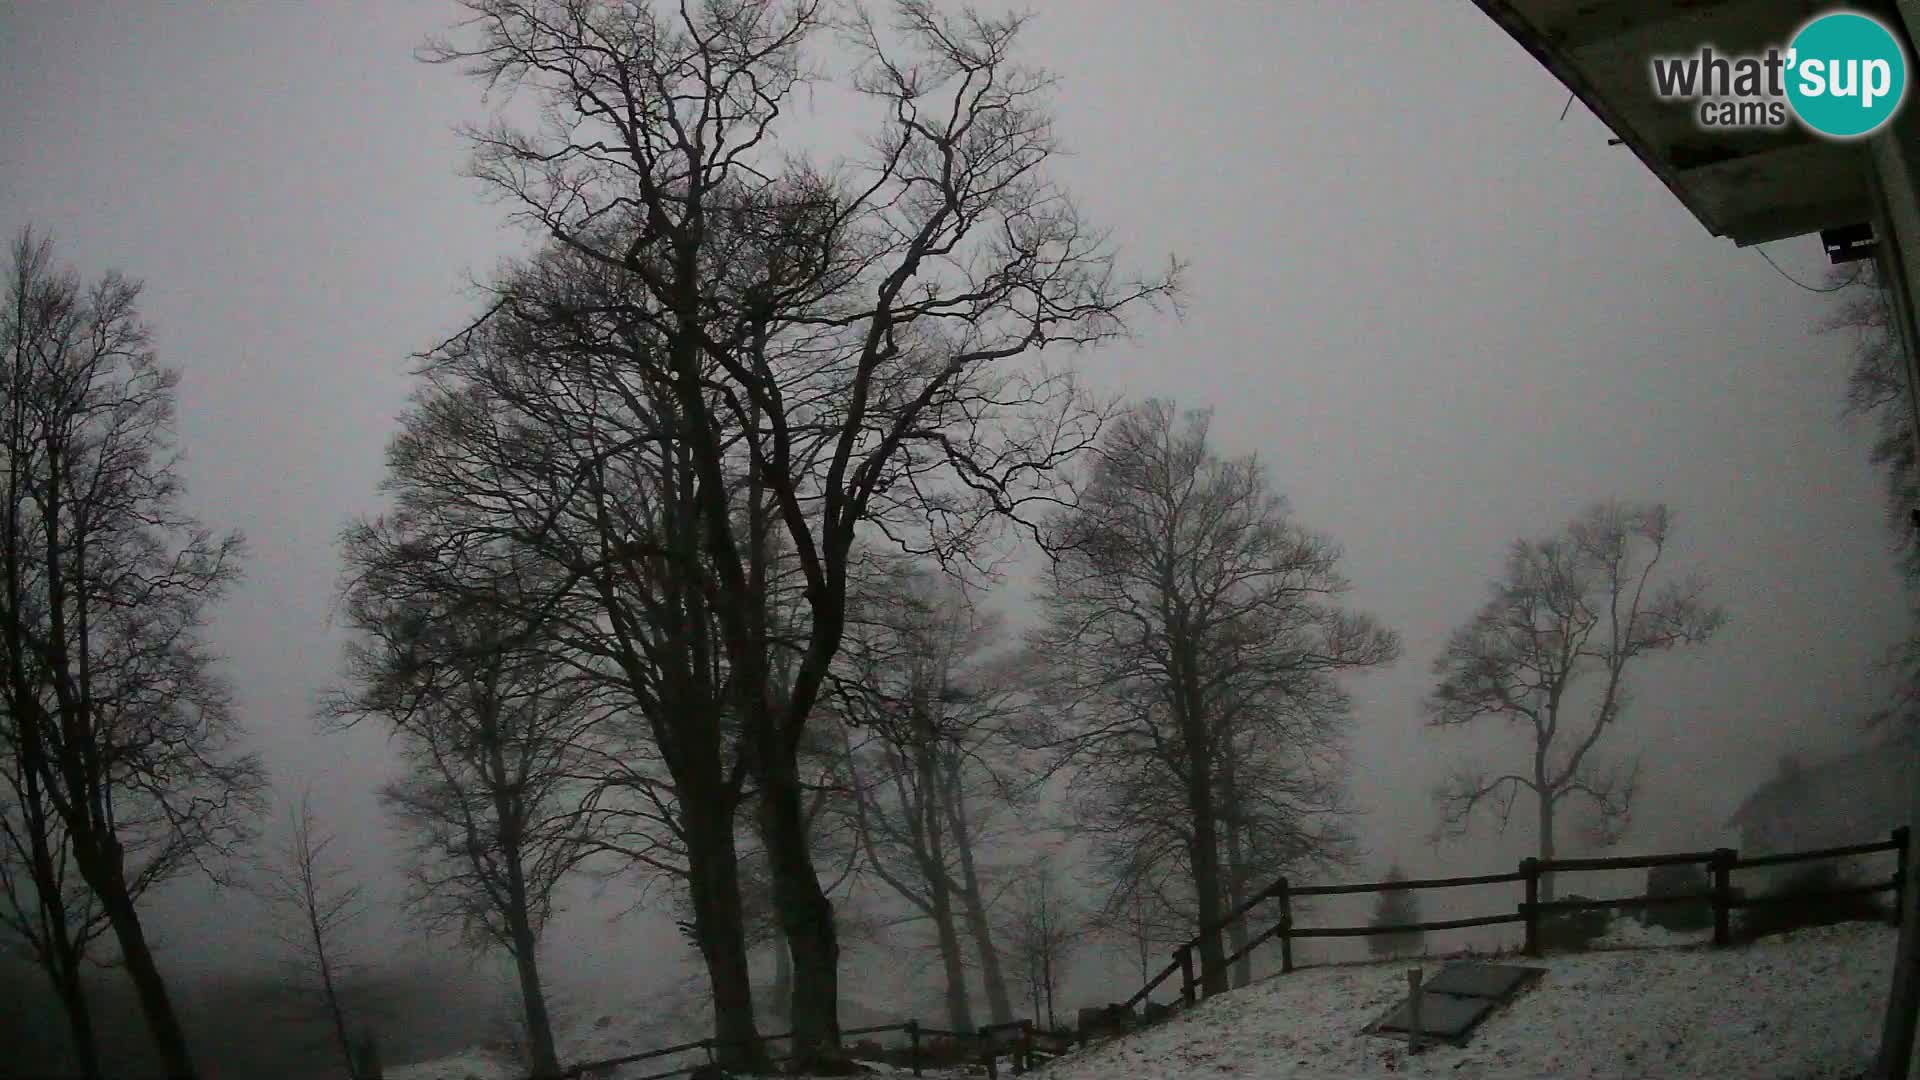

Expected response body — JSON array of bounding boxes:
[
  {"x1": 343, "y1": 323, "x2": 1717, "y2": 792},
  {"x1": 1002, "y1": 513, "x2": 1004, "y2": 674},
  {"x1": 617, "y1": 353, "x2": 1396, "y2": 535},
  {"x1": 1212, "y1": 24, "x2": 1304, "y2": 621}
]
[{"x1": 0, "y1": 1, "x2": 1906, "y2": 1071}]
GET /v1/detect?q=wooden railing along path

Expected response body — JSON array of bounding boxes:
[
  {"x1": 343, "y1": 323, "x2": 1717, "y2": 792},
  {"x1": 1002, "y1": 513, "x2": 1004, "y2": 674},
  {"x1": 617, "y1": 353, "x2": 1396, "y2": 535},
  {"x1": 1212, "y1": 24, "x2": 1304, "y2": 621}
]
[
  {"x1": 1124, "y1": 826, "x2": 1912, "y2": 1013},
  {"x1": 543, "y1": 1015, "x2": 1066, "y2": 1080},
  {"x1": 518, "y1": 829, "x2": 1908, "y2": 1079}
]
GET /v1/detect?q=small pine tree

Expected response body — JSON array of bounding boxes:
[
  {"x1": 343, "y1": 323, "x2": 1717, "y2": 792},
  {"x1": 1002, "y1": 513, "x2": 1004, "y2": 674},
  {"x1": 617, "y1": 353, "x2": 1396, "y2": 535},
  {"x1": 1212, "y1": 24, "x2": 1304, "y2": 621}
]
[{"x1": 1369, "y1": 866, "x2": 1426, "y2": 958}]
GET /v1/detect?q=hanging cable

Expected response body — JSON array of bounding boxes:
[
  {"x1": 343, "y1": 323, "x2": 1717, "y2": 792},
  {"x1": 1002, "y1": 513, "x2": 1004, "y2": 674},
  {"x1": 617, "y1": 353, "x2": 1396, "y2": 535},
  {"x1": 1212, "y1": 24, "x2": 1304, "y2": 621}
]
[{"x1": 1755, "y1": 245, "x2": 1864, "y2": 293}]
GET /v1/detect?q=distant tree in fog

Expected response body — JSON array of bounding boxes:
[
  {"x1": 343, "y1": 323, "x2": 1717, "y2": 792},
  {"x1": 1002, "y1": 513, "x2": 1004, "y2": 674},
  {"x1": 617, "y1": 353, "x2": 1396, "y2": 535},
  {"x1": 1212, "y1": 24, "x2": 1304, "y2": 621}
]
[
  {"x1": 1004, "y1": 857, "x2": 1080, "y2": 1031},
  {"x1": 0, "y1": 228, "x2": 265, "y2": 1080},
  {"x1": 836, "y1": 562, "x2": 1026, "y2": 1031},
  {"x1": 1029, "y1": 400, "x2": 1398, "y2": 998},
  {"x1": 1426, "y1": 500, "x2": 1723, "y2": 900},
  {"x1": 259, "y1": 794, "x2": 366, "y2": 1079},
  {"x1": 332, "y1": 538, "x2": 607, "y2": 1080},
  {"x1": 1366, "y1": 866, "x2": 1424, "y2": 958}
]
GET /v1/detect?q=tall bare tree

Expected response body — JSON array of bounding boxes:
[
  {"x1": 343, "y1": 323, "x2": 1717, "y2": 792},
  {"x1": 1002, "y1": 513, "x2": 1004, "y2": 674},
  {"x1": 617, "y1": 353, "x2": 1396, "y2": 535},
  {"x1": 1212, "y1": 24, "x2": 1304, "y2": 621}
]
[
  {"x1": 419, "y1": 1, "x2": 1176, "y2": 1060},
  {"x1": 372, "y1": 242, "x2": 778, "y2": 1069},
  {"x1": 259, "y1": 794, "x2": 366, "y2": 1080},
  {"x1": 837, "y1": 564, "x2": 1023, "y2": 1031},
  {"x1": 332, "y1": 542, "x2": 606, "y2": 1080},
  {"x1": 1426, "y1": 500, "x2": 1724, "y2": 900},
  {"x1": 0, "y1": 229, "x2": 264, "y2": 1080},
  {"x1": 1030, "y1": 400, "x2": 1397, "y2": 998}
]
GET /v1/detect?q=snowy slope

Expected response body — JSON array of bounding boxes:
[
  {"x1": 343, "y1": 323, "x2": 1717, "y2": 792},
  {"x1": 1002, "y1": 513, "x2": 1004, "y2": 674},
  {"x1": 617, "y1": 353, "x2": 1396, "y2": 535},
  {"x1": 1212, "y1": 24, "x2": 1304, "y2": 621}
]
[
  {"x1": 1040, "y1": 923, "x2": 1892, "y2": 1080},
  {"x1": 393, "y1": 924, "x2": 1894, "y2": 1079},
  {"x1": 387, "y1": 1048, "x2": 522, "y2": 1080}
]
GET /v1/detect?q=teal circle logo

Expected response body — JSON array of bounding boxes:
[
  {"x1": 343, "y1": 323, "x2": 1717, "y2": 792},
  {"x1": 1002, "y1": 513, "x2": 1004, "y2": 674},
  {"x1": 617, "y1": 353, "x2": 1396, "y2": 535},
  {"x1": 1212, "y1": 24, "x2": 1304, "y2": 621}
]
[{"x1": 1786, "y1": 12, "x2": 1908, "y2": 138}]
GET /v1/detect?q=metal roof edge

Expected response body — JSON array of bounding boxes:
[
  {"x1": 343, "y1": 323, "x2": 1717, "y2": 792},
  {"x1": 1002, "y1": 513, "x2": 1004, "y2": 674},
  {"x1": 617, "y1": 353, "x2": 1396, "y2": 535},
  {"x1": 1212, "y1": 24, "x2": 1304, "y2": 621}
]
[{"x1": 1468, "y1": 0, "x2": 1734, "y2": 240}]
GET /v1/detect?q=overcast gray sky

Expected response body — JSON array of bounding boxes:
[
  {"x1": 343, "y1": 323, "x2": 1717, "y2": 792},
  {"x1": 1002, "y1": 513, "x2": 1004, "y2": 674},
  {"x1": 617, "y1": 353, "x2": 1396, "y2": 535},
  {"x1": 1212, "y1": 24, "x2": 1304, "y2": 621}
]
[{"x1": 1, "y1": 0, "x2": 1906, "y2": 1010}]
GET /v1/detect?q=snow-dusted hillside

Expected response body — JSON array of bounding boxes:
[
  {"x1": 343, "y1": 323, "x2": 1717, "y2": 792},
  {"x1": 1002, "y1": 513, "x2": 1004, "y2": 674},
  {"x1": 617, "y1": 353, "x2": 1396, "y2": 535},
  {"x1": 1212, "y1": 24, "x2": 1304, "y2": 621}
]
[
  {"x1": 393, "y1": 923, "x2": 1894, "y2": 1080},
  {"x1": 1044, "y1": 923, "x2": 1892, "y2": 1079},
  {"x1": 389, "y1": 989, "x2": 932, "y2": 1080}
]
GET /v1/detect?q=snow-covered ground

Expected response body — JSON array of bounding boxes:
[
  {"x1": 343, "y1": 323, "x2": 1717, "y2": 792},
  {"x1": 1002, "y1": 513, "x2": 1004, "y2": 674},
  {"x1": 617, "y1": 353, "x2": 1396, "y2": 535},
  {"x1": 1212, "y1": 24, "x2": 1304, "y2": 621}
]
[
  {"x1": 388, "y1": 1051, "x2": 973, "y2": 1080},
  {"x1": 394, "y1": 923, "x2": 1893, "y2": 1079},
  {"x1": 1043, "y1": 922, "x2": 1892, "y2": 1080},
  {"x1": 388, "y1": 991, "x2": 940, "y2": 1080}
]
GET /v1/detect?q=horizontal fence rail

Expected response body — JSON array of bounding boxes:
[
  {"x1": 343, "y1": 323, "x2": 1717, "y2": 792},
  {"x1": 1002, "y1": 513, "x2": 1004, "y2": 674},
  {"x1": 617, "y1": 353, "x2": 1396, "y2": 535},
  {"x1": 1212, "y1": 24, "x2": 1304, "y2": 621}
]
[
  {"x1": 1291, "y1": 869, "x2": 1526, "y2": 897},
  {"x1": 1130, "y1": 826, "x2": 1912, "y2": 1016},
  {"x1": 547, "y1": 1013, "x2": 1065, "y2": 1080}
]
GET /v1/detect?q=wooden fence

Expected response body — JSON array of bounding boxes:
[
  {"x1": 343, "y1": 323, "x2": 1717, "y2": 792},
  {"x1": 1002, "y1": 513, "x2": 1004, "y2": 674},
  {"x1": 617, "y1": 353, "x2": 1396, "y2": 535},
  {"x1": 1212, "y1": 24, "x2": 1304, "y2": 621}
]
[
  {"x1": 1124, "y1": 826, "x2": 1912, "y2": 1013},
  {"x1": 515, "y1": 829, "x2": 1909, "y2": 1079},
  {"x1": 541, "y1": 1015, "x2": 1070, "y2": 1080}
]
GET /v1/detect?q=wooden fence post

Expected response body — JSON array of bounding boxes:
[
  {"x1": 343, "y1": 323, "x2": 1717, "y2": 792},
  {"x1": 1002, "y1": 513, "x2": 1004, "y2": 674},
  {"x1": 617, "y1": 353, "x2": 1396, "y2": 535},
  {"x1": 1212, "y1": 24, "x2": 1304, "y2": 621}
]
[
  {"x1": 906, "y1": 1020, "x2": 921, "y2": 1078},
  {"x1": 1711, "y1": 848, "x2": 1735, "y2": 947},
  {"x1": 980, "y1": 1026, "x2": 997, "y2": 1080},
  {"x1": 1177, "y1": 945, "x2": 1196, "y2": 1007},
  {"x1": 1277, "y1": 877, "x2": 1295, "y2": 974},
  {"x1": 1895, "y1": 827, "x2": 1912, "y2": 928},
  {"x1": 1019, "y1": 1020, "x2": 1034, "y2": 1073},
  {"x1": 1520, "y1": 858, "x2": 1540, "y2": 957}
]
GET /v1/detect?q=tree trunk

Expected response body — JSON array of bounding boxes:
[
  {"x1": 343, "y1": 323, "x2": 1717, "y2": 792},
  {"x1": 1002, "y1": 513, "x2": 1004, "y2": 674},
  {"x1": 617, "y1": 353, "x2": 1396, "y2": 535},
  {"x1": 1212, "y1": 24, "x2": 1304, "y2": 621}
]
[
  {"x1": 762, "y1": 752, "x2": 842, "y2": 1064},
  {"x1": 24, "y1": 818, "x2": 103, "y2": 1080},
  {"x1": 1182, "y1": 772, "x2": 1228, "y2": 991},
  {"x1": 916, "y1": 745, "x2": 973, "y2": 1034},
  {"x1": 1537, "y1": 790, "x2": 1557, "y2": 904},
  {"x1": 315, "y1": 936, "x2": 355, "y2": 1080},
  {"x1": 503, "y1": 886, "x2": 560, "y2": 1080},
  {"x1": 90, "y1": 855, "x2": 196, "y2": 1080},
  {"x1": 946, "y1": 768, "x2": 1014, "y2": 1025},
  {"x1": 1218, "y1": 744, "x2": 1252, "y2": 988},
  {"x1": 1223, "y1": 827, "x2": 1251, "y2": 989},
  {"x1": 771, "y1": 923, "x2": 794, "y2": 1030},
  {"x1": 685, "y1": 797, "x2": 766, "y2": 1070},
  {"x1": 1181, "y1": 742, "x2": 1231, "y2": 996},
  {"x1": 50, "y1": 961, "x2": 103, "y2": 1080},
  {"x1": 931, "y1": 897, "x2": 973, "y2": 1034},
  {"x1": 1170, "y1": 627, "x2": 1229, "y2": 996},
  {"x1": 1041, "y1": 949, "x2": 1056, "y2": 1030}
]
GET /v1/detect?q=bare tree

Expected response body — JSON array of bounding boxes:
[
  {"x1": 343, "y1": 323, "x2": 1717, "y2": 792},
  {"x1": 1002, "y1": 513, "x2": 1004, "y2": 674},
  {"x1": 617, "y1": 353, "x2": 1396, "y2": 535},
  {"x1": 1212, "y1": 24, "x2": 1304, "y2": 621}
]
[
  {"x1": 1030, "y1": 400, "x2": 1398, "y2": 998},
  {"x1": 362, "y1": 234, "x2": 779, "y2": 1068},
  {"x1": 332, "y1": 543, "x2": 606, "y2": 1080},
  {"x1": 1426, "y1": 500, "x2": 1724, "y2": 900},
  {"x1": 1003, "y1": 856, "x2": 1078, "y2": 1031},
  {"x1": 259, "y1": 794, "x2": 366, "y2": 1080},
  {"x1": 1081, "y1": 850, "x2": 1173, "y2": 989},
  {"x1": 0, "y1": 733, "x2": 111, "y2": 1080},
  {"x1": 0, "y1": 228, "x2": 265, "y2": 1080},
  {"x1": 837, "y1": 564, "x2": 1024, "y2": 1031},
  {"x1": 420, "y1": 1, "x2": 1176, "y2": 1059}
]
